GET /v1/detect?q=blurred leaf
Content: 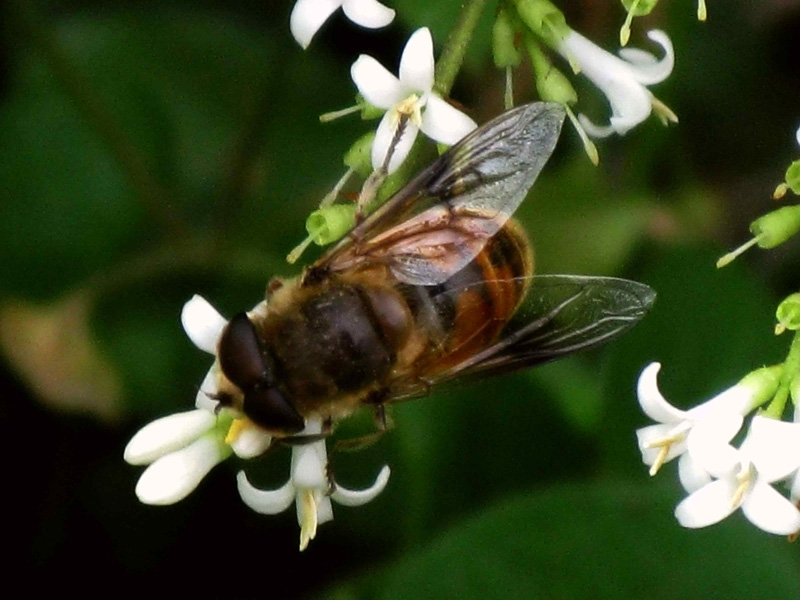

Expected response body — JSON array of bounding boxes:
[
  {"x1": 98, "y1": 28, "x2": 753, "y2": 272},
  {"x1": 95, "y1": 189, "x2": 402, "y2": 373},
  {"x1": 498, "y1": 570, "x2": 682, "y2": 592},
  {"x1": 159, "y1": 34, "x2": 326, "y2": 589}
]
[
  {"x1": 520, "y1": 159, "x2": 655, "y2": 275},
  {"x1": 0, "y1": 294, "x2": 122, "y2": 421},
  {"x1": 330, "y1": 481, "x2": 799, "y2": 600}
]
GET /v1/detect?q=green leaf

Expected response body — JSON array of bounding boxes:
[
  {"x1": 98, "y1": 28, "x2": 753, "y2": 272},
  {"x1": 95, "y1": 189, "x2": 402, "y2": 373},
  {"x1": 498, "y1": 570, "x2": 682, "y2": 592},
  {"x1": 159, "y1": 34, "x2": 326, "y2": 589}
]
[{"x1": 330, "y1": 482, "x2": 799, "y2": 599}]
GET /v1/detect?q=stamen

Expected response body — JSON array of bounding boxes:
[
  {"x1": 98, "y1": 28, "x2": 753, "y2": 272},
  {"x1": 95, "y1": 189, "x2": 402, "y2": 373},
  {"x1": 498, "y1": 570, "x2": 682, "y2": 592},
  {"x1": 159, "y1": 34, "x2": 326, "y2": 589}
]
[
  {"x1": 286, "y1": 233, "x2": 315, "y2": 265},
  {"x1": 716, "y1": 236, "x2": 761, "y2": 268},
  {"x1": 773, "y1": 183, "x2": 789, "y2": 200},
  {"x1": 730, "y1": 461, "x2": 753, "y2": 509},
  {"x1": 504, "y1": 66, "x2": 514, "y2": 111},
  {"x1": 225, "y1": 418, "x2": 248, "y2": 445},
  {"x1": 319, "y1": 104, "x2": 362, "y2": 123},
  {"x1": 298, "y1": 489, "x2": 318, "y2": 551},
  {"x1": 649, "y1": 445, "x2": 671, "y2": 476},
  {"x1": 565, "y1": 105, "x2": 599, "y2": 166},
  {"x1": 620, "y1": 0, "x2": 640, "y2": 46},
  {"x1": 651, "y1": 97, "x2": 679, "y2": 125},
  {"x1": 697, "y1": 0, "x2": 707, "y2": 21}
]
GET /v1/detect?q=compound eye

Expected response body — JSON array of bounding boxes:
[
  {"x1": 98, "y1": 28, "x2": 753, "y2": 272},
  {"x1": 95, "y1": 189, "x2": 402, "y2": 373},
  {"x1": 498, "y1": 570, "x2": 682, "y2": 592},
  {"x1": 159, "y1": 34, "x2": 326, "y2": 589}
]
[
  {"x1": 217, "y1": 312, "x2": 267, "y2": 389},
  {"x1": 244, "y1": 387, "x2": 305, "y2": 434}
]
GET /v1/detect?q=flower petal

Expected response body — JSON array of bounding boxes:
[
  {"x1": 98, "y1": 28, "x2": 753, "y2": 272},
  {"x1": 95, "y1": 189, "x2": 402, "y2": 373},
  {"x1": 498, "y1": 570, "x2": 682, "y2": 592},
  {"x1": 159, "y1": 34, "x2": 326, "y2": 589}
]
[
  {"x1": 194, "y1": 365, "x2": 221, "y2": 411},
  {"x1": 181, "y1": 295, "x2": 227, "y2": 354},
  {"x1": 332, "y1": 465, "x2": 391, "y2": 506},
  {"x1": 351, "y1": 55, "x2": 406, "y2": 109},
  {"x1": 618, "y1": 30, "x2": 674, "y2": 85},
  {"x1": 230, "y1": 425, "x2": 272, "y2": 459},
  {"x1": 135, "y1": 436, "x2": 225, "y2": 505},
  {"x1": 292, "y1": 441, "x2": 329, "y2": 489},
  {"x1": 399, "y1": 28, "x2": 434, "y2": 93},
  {"x1": 686, "y1": 432, "x2": 739, "y2": 479},
  {"x1": 636, "y1": 363, "x2": 688, "y2": 423},
  {"x1": 290, "y1": 0, "x2": 342, "y2": 49},
  {"x1": 237, "y1": 471, "x2": 296, "y2": 514},
  {"x1": 740, "y1": 416, "x2": 800, "y2": 482},
  {"x1": 577, "y1": 114, "x2": 616, "y2": 139},
  {"x1": 742, "y1": 482, "x2": 800, "y2": 535},
  {"x1": 678, "y1": 452, "x2": 712, "y2": 493},
  {"x1": 124, "y1": 409, "x2": 216, "y2": 465},
  {"x1": 674, "y1": 479, "x2": 738, "y2": 529},
  {"x1": 606, "y1": 82, "x2": 653, "y2": 135},
  {"x1": 420, "y1": 95, "x2": 477, "y2": 145},
  {"x1": 341, "y1": 0, "x2": 395, "y2": 29},
  {"x1": 636, "y1": 423, "x2": 687, "y2": 466},
  {"x1": 372, "y1": 111, "x2": 419, "y2": 173},
  {"x1": 317, "y1": 495, "x2": 335, "y2": 524}
]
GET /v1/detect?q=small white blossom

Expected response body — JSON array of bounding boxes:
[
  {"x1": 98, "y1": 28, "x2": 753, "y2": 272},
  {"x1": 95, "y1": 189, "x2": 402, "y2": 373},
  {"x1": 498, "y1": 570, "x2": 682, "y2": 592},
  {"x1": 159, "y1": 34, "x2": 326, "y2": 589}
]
[
  {"x1": 790, "y1": 400, "x2": 800, "y2": 503},
  {"x1": 237, "y1": 417, "x2": 391, "y2": 551},
  {"x1": 636, "y1": 362, "x2": 756, "y2": 490},
  {"x1": 351, "y1": 27, "x2": 477, "y2": 174},
  {"x1": 559, "y1": 29, "x2": 676, "y2": 138},
  {"x1": 290, "y1": 0, "x2": 395, "y2": 50},
  {"x1": 675, "y1": 416, "x2": 800, "y2": 535},
  {"x1": 124, "y1": 295, "x2": 273, "y2": 505}
]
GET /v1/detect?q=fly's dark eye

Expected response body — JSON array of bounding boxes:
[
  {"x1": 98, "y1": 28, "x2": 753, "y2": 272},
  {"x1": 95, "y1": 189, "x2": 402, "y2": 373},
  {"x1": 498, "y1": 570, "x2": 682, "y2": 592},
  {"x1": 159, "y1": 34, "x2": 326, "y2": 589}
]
[
  {"x1": 244, "y1": 387, "x2": 304, "y2": 433},
  {"x1": 218, "y1": 312, "x2": 267, "y2": 389}
]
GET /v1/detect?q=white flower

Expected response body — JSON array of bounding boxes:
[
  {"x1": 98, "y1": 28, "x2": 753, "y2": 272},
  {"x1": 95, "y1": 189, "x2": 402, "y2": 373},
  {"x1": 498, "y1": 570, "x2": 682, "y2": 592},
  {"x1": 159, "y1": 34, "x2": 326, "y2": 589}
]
[
  {"x1": 180, "y1": 295, "x2": 273, "y2": 458},
  {"x1": 124, "y1": 409, "x2": 230, "y2": 504},
  {"x1": 237, "y1": 417, "x2": 391, "y2": 551},
  {"x1": 559, "y1": 29, "x2": 676, "y2": 138},
  {"x1": 124, "y1": 295, "x2": 273, "y2": 505},
  {"x1": 635, "y1": 362, "x2": 764, "y2": 491},
  {"x1": 790, "y1": 400, "x2": 800, "y2": 503},
  {"x1": 675, "y1": 416, "x2": 800, "y2": 535},
  {"x1": 351, "y1": 27, "x2": 477, "y2": 174},
  {"x1": 290, "y1": 0, "x2": 395, "y2": 50}
]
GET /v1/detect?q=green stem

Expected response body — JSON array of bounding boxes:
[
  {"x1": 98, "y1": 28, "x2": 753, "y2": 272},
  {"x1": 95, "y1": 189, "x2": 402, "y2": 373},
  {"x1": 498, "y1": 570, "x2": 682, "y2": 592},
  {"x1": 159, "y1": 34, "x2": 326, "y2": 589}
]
[
  {"x1": 9, "y1": 0, "x2": 183, "y2": 233},
  {"x1": 763, "y1": 329, "x2": 800, "y2": 419},
  {"x1": 434, "y1": 0, "x2": 492, "y2": 96}
]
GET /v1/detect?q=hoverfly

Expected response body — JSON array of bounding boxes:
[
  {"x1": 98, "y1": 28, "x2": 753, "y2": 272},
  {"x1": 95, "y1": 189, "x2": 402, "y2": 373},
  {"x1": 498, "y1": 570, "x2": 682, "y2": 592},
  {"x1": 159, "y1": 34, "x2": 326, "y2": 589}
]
[{"x1": 214, "y1": 102, "x2": 655, "y2": 439}]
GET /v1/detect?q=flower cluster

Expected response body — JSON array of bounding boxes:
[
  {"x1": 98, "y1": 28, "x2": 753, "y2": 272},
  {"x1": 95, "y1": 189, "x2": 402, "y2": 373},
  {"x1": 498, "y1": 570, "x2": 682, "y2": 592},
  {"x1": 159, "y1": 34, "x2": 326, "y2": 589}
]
[
  {"x1": 125, "y1": 296, "x2": 390, "y2": 550},
  {"x1": 636, "y1": 362, "x2": 800, "y2": 536}
]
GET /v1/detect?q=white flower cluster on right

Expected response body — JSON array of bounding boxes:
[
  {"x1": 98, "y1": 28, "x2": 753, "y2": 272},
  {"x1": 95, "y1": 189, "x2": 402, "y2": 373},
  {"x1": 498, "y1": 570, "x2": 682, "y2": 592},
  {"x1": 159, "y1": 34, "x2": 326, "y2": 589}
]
[{"x1": 636, "y1": 362, "x2": 800, "y2": 536}]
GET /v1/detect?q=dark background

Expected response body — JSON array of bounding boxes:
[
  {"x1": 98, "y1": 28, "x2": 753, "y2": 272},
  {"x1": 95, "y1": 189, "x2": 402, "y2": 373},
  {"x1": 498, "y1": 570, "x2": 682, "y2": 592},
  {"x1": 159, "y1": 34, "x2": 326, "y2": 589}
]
[{"x1": 3, "y1": 0, "x2": 799, "y2": 597}]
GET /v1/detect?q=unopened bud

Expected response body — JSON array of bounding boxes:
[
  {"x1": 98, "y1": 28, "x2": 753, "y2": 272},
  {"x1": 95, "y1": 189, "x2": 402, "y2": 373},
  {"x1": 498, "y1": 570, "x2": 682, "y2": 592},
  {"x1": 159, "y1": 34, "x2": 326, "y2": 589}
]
[
  {"x1": 513, "y1": 0, "x2": 570, "y2": 49},
  {"x1": 493, "y1": 8, "x2": 522, "y2": 68}
]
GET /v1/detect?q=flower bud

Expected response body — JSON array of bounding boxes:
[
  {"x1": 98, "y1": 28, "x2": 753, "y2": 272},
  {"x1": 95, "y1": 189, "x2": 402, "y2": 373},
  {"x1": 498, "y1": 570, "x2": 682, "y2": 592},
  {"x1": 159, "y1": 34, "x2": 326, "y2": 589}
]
[
  {"x1": 493, "y1": 8, "x2": 522, "y2": 68},
  {"x1": 527, "y1": 38, "x2": 577, "y2": 105},
  {"x1": 344, "y1": 132, "x2": 375, "y2": 177},
  {"x1": 513, "y1": 0, "x2": 570, "y2": 49}
]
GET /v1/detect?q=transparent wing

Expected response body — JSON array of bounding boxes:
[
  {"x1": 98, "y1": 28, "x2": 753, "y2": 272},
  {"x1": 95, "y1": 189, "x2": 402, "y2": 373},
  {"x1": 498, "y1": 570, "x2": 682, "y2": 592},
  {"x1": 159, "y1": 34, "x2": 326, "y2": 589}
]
[
  {"x1": 317, "y1": 102, "x2": 565, "y2": 285},
  {"x1": 388, "y1": 275, "x2": 656, "y2": 400}
]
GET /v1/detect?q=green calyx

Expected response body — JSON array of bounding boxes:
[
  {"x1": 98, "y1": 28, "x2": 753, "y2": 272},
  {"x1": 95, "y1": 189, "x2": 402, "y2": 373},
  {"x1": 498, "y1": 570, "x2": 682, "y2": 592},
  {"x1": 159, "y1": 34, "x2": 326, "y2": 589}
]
[{"x1": 750, "y1": 205, "x2": 800, "y2": 249}]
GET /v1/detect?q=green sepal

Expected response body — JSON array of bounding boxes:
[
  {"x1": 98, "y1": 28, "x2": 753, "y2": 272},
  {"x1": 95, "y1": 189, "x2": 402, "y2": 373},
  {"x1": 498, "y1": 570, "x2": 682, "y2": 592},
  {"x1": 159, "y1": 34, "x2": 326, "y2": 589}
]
[
  {"x1": 493, "y1": 7, "x2": 522, "y2": 68},
  {"x1": 776, "y1": 293, "x2": 800, "y2": 332},
  {"x1": 513, "y1": 0, "x2": 570, "y2": 49},
  {"x1": 306, "y1": 204, "x2": 357, "y2": 246},
  {"x1": 620, "y1": 0, "x2": 659, "y2": 16},
  {"x1": 750, "y1": 205, "x2": 800, "y2": 248},
  {"x1": 526, "y1": 36, "x2": 577, "y2": 105}
]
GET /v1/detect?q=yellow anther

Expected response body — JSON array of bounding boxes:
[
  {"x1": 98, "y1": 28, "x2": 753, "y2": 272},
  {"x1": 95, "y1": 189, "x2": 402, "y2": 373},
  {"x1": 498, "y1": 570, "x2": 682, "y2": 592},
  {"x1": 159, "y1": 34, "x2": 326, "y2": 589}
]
[
  {"x1": 298, "y1": 489, "x2": 318, "y2": 552},
  {"x1": 730, "y1": 462, "x2": 753, "y2": 509},
  {"x1": 649, "y1": 444, "x2": 671, "y2": 476},
  {"x1": 225, "y1": 418, "x2": 249, "y2": 445}
]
